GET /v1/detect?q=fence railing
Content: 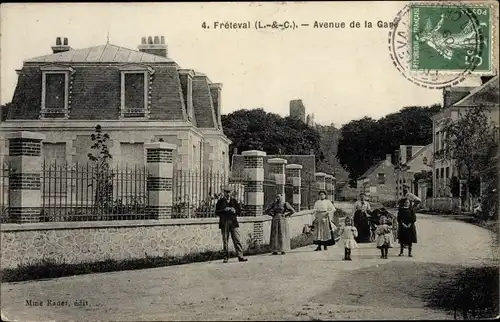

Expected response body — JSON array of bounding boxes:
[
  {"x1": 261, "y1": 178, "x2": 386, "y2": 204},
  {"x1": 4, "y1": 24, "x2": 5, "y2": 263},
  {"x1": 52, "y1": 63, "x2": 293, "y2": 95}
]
[
  {"x1": 0, "y1": 161, "x2": 323, "y2": 222},
  {"x1": 171, "y1": 169, "x2": 247, "y2": 219}
]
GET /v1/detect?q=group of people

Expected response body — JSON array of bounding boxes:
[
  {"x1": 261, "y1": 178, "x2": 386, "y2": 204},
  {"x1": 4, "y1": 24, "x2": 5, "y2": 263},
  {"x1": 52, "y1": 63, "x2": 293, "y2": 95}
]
[{"x1": 214, "y1": 184, "x2": 421, "y2": 263}]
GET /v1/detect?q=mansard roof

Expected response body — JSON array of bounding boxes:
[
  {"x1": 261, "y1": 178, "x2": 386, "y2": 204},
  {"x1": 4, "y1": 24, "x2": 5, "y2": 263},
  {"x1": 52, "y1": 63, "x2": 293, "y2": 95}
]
[
  {"x1": 24, "y1": 44, "x2": 175, "y2": 64},
  {"x1": 453, "y1": 75, "x2": 499, "y2": 107}
]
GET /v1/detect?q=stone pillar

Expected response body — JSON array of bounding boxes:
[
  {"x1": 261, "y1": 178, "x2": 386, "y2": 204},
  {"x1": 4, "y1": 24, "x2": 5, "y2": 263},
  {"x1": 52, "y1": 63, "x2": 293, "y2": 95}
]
[
  {"x1": 145, "y1": 142, "x2": 176, "y2": 219},
  {"x1": 315, "y1": 172, "x2": 326, "y2": 196},
  {"x1": 268, "y1": 158, "x2": 287, "y2": 196},
  {"x1": 6, "y1": 131, "x2": 45, "y2": 223},
  {"x1": 286, "y1": 164, "x2": 302, "y2": 211},
  {"x1": 241, "y1": 150, "x2": 266, "y2": 216},
  {"x1": 325, "y1": 174, "x2": 334, "y2": 201}
]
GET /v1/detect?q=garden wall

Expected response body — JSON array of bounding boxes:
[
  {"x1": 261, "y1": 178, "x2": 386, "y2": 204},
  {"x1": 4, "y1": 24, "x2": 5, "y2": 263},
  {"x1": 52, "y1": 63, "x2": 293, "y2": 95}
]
[{"x1": 1, "y1": 210, "x2": 314, "y2": 269}]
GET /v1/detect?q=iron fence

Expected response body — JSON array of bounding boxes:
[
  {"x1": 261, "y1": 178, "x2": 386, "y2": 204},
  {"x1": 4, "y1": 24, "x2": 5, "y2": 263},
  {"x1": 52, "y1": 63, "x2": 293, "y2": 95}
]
[{"x1": 171, "y1": 169, "x2": 247, "y2": 218}]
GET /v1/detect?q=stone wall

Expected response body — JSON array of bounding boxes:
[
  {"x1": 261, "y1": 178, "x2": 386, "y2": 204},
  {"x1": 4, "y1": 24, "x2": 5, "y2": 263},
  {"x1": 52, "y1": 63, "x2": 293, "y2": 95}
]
[{"x1": 1, "y1": 210, "x2": 313, "y2": 270}]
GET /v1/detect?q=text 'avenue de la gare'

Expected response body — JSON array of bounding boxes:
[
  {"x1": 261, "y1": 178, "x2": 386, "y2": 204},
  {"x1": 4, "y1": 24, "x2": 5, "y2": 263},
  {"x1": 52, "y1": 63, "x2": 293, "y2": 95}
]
[{"x1": 202, "y1": 20, "x2": 398, "y2": 30}]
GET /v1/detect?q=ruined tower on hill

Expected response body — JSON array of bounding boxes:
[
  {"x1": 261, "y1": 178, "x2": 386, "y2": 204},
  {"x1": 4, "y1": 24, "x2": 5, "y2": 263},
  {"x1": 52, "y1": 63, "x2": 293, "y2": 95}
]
[{"x1": 289, "y1": 99, "x2": 306, "y2": 123}]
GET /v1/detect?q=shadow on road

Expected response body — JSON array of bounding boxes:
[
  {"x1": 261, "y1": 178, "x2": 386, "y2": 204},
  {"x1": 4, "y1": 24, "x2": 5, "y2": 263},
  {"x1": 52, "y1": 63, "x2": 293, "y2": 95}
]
[{"x1": 307, "y1": 261, "x2": 499, "y2": 319}]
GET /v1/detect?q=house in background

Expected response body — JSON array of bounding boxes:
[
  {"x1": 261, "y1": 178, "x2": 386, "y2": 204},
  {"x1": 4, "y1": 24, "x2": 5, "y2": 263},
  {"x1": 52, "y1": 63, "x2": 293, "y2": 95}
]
[
  {"x1": 394, "y1": 144, "x2": 433, "y2": 198},
  {"x1": 0, "y1": 36, "x2": 230, "y2": 176},
  {"x1": 356, "y1": 154, "x2": 396, "y2": 202},
  {"x1": 431, "y1": 76, "x2": 499, "y2": 200}
]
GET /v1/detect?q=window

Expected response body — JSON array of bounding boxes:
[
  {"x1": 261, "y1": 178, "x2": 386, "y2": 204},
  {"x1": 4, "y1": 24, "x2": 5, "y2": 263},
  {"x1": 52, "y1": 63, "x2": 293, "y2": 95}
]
[
  {"x1": 377, "y1": 173, "x2": 386, "y2": 184},
  {"x1": 40, "y1": 65, "x2": 74, "y2": 119},
  {"x1": 119, "y1": 64, "x2": 154, "y2": 118},
  {"x1": 436, "y1": 169, "x2": 439, "y2": 179},
  {"x1": 440, "y1": 168, "x2": 444, "y2": 178},
  {"x1": 445, "y1": 167, "x2": 450, "y2": 179}
]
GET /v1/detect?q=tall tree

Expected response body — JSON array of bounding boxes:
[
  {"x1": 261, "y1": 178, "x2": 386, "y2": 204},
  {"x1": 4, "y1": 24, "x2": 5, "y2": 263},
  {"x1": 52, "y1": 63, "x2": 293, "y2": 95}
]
[
  {"x1": 221, "y1": 108, "x2": 324, "y2": 164},
  {"x1": 337, "y1": 104, "x2": 441, "y2": 181},
  {"x1": 316, "y1": 123, "x2": 350, "y2": 180},
  {"x1": 437, "y1": 105, "x2": 498, "y2": 209}
]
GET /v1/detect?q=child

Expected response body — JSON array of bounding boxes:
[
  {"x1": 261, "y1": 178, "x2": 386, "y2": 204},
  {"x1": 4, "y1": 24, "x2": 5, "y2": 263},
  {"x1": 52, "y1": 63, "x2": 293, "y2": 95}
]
[
  {"x1": 338, "y1": 217, "x2": 358, "y2": 261},
  {"x1": 376, "y1": 216, "x2": 394, "y2": 259}
]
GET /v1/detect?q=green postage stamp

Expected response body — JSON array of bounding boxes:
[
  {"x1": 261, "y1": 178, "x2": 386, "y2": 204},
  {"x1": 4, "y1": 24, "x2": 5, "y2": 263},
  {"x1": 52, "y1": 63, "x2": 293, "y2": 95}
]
[{"x1": 409, "y1": 3, "x2": 493, "y2": 73}]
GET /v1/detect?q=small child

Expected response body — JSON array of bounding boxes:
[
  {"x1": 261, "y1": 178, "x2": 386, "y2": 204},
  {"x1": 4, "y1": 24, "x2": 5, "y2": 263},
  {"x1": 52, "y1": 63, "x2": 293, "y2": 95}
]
[
  {"x1": 376, "y1": 216, "x2": 395, "y2": 259},
  {"x1": 338, "y1": 217, "x2": 358, "y2": 261}
]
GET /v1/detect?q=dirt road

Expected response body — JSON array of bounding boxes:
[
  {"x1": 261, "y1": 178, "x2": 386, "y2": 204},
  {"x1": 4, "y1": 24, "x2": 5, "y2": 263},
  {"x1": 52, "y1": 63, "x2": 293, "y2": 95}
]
[{"x1": 1, "y1": 213, "x2": 495, "y2": 321}]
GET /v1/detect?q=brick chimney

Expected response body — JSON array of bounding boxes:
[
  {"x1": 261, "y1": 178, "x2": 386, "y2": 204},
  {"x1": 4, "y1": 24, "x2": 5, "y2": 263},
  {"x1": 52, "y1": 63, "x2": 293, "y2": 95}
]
[
  {"x1": 178, "y1": 69, "x2": 195, "y2": 121},
  {"x1": 209, "y1": 83, "x2": 223, "y2": 129},
  {"x1": 51, "y1": 37, "x2": 72, "y2": 54},
  {"x1": 138, "y1": 35, "x2": 168, "y2": 57}
]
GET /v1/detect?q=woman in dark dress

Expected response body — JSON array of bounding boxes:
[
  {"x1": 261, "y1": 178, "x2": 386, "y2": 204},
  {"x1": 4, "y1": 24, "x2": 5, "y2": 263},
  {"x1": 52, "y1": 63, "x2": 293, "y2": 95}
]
[
  {"x1": 352, "y1": 193, "x2": 371, "y2": 243},
  {"x1": 397, "y1": 198, "x2": 417, "y2": 257}
]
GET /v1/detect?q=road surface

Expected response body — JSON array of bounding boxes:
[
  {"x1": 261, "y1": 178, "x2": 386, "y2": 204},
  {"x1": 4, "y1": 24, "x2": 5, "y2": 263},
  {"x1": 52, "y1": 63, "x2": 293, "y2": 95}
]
[{"x1": 1, "y1": 213, "x2": 496, "y2": 321}]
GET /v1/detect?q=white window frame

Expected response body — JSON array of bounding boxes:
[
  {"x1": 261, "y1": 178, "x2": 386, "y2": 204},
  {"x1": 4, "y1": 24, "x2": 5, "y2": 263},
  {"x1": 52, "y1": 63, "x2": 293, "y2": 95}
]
[
  {"x1": 119, "y1": 64, "x2": 154, "y2": 119},
  {"x1": 40, "y1": 65, "x2": 74, "y2": 119}
]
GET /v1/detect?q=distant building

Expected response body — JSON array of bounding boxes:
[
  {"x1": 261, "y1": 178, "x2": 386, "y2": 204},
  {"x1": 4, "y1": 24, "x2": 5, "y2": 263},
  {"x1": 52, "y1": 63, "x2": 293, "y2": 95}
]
[
  {"x1": 289, "y1": 99, "x2": 306, "y2": 123},
  {"x1": 395, "y1": 144, "x2": 433, "y2": 199},
  {"x1": 432, "y1": 75, "x2": 499, "y2": 198},
  {"x1": 356, "y1": 154, "x2": 396, "y2": 202}
]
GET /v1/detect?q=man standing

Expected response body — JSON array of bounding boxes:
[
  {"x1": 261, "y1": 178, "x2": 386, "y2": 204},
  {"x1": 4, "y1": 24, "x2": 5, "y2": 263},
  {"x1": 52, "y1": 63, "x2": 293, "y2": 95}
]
[
  {"x1": 215, "y1": 186, "x2": 248, "y2": 263},
  {"x1": 401, "y1": 184, "x2": 422, "y2": 208}
]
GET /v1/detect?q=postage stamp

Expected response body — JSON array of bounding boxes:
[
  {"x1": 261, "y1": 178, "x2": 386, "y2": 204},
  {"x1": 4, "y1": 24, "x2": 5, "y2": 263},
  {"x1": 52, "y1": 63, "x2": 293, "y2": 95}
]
[
  {"x1": 409, "y1": 3, "x2": 492, "y2": 73},
  {"x1": 388, "y1": 1, "x2": 497, "y2": 89}
]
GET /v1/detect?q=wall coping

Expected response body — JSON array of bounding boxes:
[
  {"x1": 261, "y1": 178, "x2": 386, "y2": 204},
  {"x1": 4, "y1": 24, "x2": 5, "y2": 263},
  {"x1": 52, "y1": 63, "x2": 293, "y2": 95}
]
[
  {"x1": 268, "y1": 158, "x2": 287, "y2": 164},
  {"x1": 315, "y1": 172, "x2": 327, "y2": 177},
  {"x1": 325, "y1": 174, "x2": 334, "y2": 179},
  {"x1": 5, "y1": 131, "x2": 46, "y2": 141},
  {"x1": 241, "y1": 150, "x2": 266, "y2": 157},
  {"x1": 285, "y1": 164, "x2": 303, "y2": 170},
  {"x1": 1, "y1": 210, "x2": 313, "y2": 232},
  {"x1": 144, "y1": 142, "x2": 177, "y2": 150}
]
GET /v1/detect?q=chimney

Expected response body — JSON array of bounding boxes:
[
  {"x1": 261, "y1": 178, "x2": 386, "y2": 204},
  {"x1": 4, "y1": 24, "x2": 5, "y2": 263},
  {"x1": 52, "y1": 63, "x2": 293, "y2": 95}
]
[
  {"x1": 386, "y1": 154, "x2": 392, "y2": 163},
  {"x1": 209, "y1": 83, "x2": 223, "y2": 129},
  {"x1": 178, "y1": 69, "x2": 195, "y2": 120},
  {"x1": 51, "y1": 37, "x2": 72, "y2": 54},
  {"x1": 138, "y1": 35, "x2": 168, "y2": 57}
]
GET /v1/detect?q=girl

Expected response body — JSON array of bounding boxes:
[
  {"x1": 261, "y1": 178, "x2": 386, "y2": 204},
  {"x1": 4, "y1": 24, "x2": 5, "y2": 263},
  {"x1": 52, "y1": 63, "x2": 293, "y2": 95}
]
[
  {"x1": 375, "y1": 215, "x2": 394, "y2": 259},
  {"x1": 338, "y1": 216, "x2": 358, "y2": 260},
  {"x1": 397, "y1": 198, "x2": 418, "y2": 257}
]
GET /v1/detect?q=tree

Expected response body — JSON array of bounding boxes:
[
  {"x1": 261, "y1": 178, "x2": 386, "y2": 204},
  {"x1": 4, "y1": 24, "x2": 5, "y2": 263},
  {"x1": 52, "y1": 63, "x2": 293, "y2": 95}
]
[
  {"x1": 87, "y1": 125, "x2": 114, "y2": 214},
  {"x1": 337, "y1": 104, "x2": 441, "y2": 181},
  {"x1": 316, "y1": 123, "x2": 350, "y2": 180},
  {"x1": 221, "y1": 108, "x2": 324, "y2": 164},
  {"x1": 1, "y1": 102, "x2": 12, "y2": 121},
  {"x1": 437, "y1": 105, "x2": 498, "y2": 210}
]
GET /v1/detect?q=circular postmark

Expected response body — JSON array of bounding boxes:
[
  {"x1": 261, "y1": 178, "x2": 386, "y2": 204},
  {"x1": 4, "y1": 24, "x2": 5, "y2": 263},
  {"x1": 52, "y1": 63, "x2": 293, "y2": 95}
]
[{"x1": 389, "y1": 1, "x2": 486, "y2": 89}]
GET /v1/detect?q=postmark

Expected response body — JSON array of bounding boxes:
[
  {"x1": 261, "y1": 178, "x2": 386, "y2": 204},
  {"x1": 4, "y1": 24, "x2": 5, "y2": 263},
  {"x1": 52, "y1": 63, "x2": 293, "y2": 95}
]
[{"x1": 389, "y1": 1, "x2": 495, "y2": 89}]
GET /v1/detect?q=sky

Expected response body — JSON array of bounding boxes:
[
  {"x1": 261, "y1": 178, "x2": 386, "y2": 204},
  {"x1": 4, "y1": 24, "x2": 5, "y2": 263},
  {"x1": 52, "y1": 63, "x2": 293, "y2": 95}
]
[{"x1": 0, "y1": 2, "x2": 447, "y2": 126}]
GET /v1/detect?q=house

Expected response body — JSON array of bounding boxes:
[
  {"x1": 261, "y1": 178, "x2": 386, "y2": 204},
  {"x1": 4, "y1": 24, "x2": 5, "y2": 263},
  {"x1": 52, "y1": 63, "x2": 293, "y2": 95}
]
[
  {"x1": 394, "y1": 144, "x2": 433, "y2": 198},
  {"x1": 431, "y1": 76, "x2": 499, "y2": 198},
  {"x1": 0, "y1": 36, "x2": 231, "y2": 176},
  {"x1": 356, "y1": 154, "x2": 396, "y2": 202}
]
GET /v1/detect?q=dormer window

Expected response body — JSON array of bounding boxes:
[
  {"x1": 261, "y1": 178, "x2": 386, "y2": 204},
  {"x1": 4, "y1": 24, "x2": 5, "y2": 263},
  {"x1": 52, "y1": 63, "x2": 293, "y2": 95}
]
[
  {"x1": 40, "y1": 65, "x2": 74, "y2": 119},
  {"x1": 119, "y1": 64, "x2": 154, "y2": 119}
]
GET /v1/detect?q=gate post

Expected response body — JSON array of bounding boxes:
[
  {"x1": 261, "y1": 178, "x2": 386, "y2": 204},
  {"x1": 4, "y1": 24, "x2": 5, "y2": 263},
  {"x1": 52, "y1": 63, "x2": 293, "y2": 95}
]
[
  {"x1": 325, "y1": 174, "x2": 334, "y2": 201},
  {"x1": 6, "y1": 132, "x2": 45, "y2": 223},
  {"x1": 315, "y1": 172, "x2": 326, "y2": 198},
  {"x1": 268, "y1": 158, "x2": 287, "y2": 196},
  {"x1": 145, "y1": 142, "x2": 176, "y2": 219},
  {"x1": 286, "y1": 164, "x2": 302, "y2": 211}
]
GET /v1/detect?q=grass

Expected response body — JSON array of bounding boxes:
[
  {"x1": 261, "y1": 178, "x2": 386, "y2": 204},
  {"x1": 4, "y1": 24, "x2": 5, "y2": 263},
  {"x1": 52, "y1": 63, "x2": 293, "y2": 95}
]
[
  {"x1": 425, "y1": 265, "x2": 499, "y2": 320},
  {"x1": 1, "y1": 232, "x2": 314, "y2": 283}
]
